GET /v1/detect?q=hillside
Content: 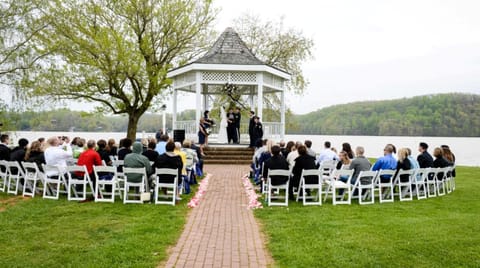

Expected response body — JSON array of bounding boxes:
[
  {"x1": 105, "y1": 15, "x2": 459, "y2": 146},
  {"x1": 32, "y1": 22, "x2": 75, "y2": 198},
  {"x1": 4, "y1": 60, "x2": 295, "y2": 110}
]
[{"x1": 289, "y1": 93, "x2": 480, "y2": 137}]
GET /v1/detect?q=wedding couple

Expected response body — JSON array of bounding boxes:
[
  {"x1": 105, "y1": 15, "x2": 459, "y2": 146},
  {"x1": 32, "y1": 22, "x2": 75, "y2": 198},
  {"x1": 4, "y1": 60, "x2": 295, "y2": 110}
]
[{"x1": 218, "y1": 107, "x2": 241, "y2": 144}]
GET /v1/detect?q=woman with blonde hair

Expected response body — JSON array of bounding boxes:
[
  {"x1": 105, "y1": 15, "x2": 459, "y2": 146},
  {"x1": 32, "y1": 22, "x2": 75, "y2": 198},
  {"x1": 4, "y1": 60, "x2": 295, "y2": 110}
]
[
  {"x1": 394, "y1": 148, "x2": 412, "y2": 182},
  {"x1": 25, "y1": 140, "x2": 46, "y2": 171}
]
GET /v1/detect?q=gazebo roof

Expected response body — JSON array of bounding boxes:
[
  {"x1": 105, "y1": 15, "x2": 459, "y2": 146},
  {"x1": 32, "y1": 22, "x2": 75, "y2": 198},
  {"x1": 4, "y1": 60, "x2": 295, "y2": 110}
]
[{"x1": 193, "y1": 27, "x2": 265, "y2": 65}]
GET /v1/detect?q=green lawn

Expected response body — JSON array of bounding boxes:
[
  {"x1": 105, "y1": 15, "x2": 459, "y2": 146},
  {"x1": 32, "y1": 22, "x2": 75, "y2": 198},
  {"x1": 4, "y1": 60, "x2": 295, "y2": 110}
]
[
  {"x1": 255, "y1": 166, "x2": 480, "y2": 268},
  {"x1": 0, "y1": 190, "x2": 192, "y2": 267}
]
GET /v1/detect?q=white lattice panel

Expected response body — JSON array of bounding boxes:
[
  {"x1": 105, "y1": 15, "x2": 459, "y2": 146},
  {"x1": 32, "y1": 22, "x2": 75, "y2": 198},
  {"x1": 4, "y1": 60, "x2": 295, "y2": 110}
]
[
  {"x1": 175, "y1": 72, "x2": 196, "y2": 87},
  {"x1": 202, "y1": 72, "x2": 229, "y2": 82},
  {"x1": 231, "y1": 72, "x2": 257, "y2": 83}
]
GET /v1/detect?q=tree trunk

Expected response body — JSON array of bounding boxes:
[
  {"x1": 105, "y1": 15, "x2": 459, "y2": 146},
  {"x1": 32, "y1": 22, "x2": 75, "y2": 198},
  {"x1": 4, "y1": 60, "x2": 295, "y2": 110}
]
[{"x1": 126, "y1": 113, "x2": 140, "y2": 141}]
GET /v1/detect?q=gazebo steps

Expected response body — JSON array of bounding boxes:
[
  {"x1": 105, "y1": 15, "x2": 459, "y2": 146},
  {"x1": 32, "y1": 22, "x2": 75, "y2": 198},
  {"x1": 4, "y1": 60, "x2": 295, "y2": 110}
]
[{"x1": 203, "y1": 146, "x2": 254, "y2": 165}]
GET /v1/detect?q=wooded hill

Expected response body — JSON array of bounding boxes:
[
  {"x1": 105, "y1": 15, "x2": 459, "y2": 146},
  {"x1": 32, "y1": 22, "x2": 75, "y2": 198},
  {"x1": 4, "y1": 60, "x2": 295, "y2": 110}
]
[
  {"x1": 289, "y1": 93, "x2": 480, "y2": 137},
  {"x1": 1, "y1": 93, "x2": 478, "y2": 137}
]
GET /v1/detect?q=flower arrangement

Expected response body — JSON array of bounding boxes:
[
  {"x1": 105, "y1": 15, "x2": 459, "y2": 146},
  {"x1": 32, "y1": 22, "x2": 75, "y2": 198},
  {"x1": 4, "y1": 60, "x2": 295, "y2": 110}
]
[
  {"x1": 242, "y1": 174, "x2": 263, "y2": 209},
  {"x1": 187, "y1": 173, "x2": 211, "y2": 208}
]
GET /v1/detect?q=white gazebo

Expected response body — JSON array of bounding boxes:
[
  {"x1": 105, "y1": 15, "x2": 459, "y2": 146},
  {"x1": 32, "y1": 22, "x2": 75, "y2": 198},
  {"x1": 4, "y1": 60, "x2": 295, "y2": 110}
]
[{"x1": 167, "y1": 27, "x2": 290, "y2": 142}]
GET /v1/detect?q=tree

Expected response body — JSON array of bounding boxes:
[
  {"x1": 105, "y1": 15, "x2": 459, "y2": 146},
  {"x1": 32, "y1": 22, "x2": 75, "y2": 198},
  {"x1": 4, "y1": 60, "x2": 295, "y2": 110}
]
[
  {"x1": 20, "y1": 0, "x2": 216, "y2": 140},
  {"x1": 233, "y1": 13, "x2": 314, "y2": 95}
]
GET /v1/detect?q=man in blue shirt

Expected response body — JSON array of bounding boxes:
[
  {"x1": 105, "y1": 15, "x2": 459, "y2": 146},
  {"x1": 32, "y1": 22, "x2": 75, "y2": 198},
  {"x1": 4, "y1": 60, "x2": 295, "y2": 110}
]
[{"x1": 372, "y1": 144, "x2": 397, "y2": 183}]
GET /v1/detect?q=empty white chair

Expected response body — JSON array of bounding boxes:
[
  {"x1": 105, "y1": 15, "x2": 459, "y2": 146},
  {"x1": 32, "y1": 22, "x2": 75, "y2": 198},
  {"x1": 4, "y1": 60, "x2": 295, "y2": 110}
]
[
  {"x1": 352, "y1": 170, "x2": 378, "y2": 205},
  {"x1": 412, "y1": 168, "x2": 428, "y2": 200},
  {"x1": 153, "y1": 168, "x2": 178, "y2": 205},
  {"x1": 296, "y1": 169, "x2": 321, "y2": 205},
  {"x1": 266, "y1": 169, "x2": 291, "y2": 206},
  {"x1": 323, "y1": 169, "x2": 354, "y2": 205},
  {"x1": 376, "y1": 169, "x2": 396, "y2": 203},
  {"x1": 42, "y1": 164, "x2": 68, "y2": 200},
  {"x1": 21, "y1": 162, "x2": 45, "y2": 197},
  {"x1": 66, "y1": 165, "x2": 93, "y2": 201},
  {"x1": 93, "y1": 165, "x2": 117, "y2": 203},
  {"x1": 123, "y1": 167, "x2": 148, "y2": 204},
  {"x1": 392, "y1": 169, "x2": 415, "y2": 201},
  {"x1": 0, "y1": 160, "x2": 8, "y2": 192},
  {"x1": 319, "y1": 161, "x2": 336, "y2": 198},
  {"x1": 6, "y1": 161, "x2": 25, "y2": 195}
]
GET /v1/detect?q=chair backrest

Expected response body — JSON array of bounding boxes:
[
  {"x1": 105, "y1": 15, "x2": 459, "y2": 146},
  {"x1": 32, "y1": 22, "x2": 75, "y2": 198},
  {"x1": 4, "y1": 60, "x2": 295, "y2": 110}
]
[
  {"x1": 154, "y1": 168, "x2": 178, "y2": 184},
  {"x1": 123, "y1": 167, "x2": 147, "y2": 181},
  {"x1": 21, "y1": 162, "x2": 40, "y2": 178},
  {"x1": 111, "y1": 160, "x2": 124, "y2": 167},
  {"x1": 301, "y1": 169, "x2": 320, "y2": 184},
  {"x1": 414, "y1": 168, "x2": 428, "y2": 182},
  {"x1": 356, "y1": 170, "x2": 378, "y2": 186},
  {"x1": 66, "y1": 165, "x2": 90, "y2": 182},
  {"x1": 0, "y1": 160, "x2": 8, "y2": 175},
  {"x1": 435, "y1": 167, "x2": 450, "y2": 181},
  {"x1": 6, "y1": 161, "x2": 25, "y2": 176},
  {"x1": 333, "y1": 169, "x2": 354, "y2": 183},
  {"x1": 268, "y1": 169, "x2": 291, "y2": 176},
  {"x1": 376, "y1": 169, "x2": 396, "y2": 183},
  {"x1": 93, "y1": 165, "x2": 116, "y2": 174},
  {"x1": 394, "y1": 168, "x2": 415, "y2": 181}
]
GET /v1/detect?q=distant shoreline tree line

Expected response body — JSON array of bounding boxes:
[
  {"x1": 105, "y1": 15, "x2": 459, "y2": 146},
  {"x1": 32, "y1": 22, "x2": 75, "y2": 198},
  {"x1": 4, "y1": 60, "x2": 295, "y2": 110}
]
[{"x1": 0, "y1": 93, "x2": 478, "y2": 137}]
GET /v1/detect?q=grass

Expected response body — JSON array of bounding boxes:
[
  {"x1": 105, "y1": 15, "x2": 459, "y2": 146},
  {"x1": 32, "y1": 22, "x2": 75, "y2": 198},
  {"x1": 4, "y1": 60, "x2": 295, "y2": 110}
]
[
  {"x1": 255, "y1": 166, "x2": 480, "y2": 268},
  {"x1": 0, "y1": 186, "x2": 195, "y2": 267}
]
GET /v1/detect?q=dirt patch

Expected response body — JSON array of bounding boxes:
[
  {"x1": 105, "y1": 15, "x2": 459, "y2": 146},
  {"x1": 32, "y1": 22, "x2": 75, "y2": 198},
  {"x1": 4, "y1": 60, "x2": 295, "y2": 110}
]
[{"x1": 0, "y1": 195, "x2": 31, "y2": 212}]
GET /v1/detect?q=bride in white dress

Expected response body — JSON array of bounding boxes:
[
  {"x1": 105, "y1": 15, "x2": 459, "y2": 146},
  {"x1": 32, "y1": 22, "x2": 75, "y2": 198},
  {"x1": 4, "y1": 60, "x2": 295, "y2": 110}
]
[{"x1": 218, "y1": 106, "x2": 228, "y2": 144}]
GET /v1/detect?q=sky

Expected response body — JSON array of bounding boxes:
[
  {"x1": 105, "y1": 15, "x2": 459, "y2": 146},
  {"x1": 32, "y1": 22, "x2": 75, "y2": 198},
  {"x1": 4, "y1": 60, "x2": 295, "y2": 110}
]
[
  {"x1": 199, "y1": 0, "x2": 480, "y2": 114},
  {"x1": 2, "y1": 0, "x2": 480, "y2": 115}
]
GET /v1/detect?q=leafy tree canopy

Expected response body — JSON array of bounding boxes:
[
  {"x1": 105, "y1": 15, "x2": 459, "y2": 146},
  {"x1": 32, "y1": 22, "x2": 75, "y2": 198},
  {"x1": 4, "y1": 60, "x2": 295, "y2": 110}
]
[{"x1": 13, "y1": 0, "x2": 217, "y2": 140}]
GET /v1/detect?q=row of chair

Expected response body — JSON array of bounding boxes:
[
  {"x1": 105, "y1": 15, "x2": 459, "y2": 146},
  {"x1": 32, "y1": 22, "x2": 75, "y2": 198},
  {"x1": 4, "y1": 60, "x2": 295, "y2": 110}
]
[
  {"x1": 264, "y1": 161, "x2": 456, "y2": 206},
  {"x1": 0, "y1": 160, "x2": 182, "y2": 205}
]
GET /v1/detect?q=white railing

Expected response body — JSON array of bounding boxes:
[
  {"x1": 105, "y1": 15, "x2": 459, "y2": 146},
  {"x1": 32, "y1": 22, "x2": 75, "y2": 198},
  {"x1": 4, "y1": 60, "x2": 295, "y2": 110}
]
[{"x1": 174, "y1": 120, "x2": 284, "y2": 142}]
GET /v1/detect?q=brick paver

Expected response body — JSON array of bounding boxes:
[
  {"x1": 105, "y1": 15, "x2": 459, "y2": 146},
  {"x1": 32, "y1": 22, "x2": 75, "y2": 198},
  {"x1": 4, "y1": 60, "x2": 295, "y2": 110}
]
[{"x1": 163, "y1": 165, "x2": 272, "y2": 268}]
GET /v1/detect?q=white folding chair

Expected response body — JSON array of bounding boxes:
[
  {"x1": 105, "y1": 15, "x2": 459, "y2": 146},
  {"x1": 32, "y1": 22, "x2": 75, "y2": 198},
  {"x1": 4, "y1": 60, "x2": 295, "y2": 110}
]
[
  {"x1": 435, "y1": 167, "x2": 449, "y2": 196},
  {"x1": 0, "y1": 160, "x2": 8, "y2": 192},
  {"x1": 425, "y1": 168, "x2": 437, "y2": 198},
  {"x1": 296, "y1": 169, "x2": 321, "y2": 205},
  {"x1": 66, "y1": 165, "x2": 94, "y2": 201},
  {"x1": 375, "y1": 169, "x2": 396, "y2": 203},
  {"x1": 319, "y1": 162, "x2": 335, "y2": 196},
  {"x1": 93, "y1": 165, "x2": 117, "y2": 203},
  {"x1": 21, "y1": 162, "x2": 45, "y2": 198},
  {"x1": 123, "y1": 167, "x2": 147, "y2": 204},
  {"x1": 444, "y1": 166, "x2": 454, "y2": 193},
  {"x1": 153, "y1": 168, "x2": 178, "y2": 205},
  {"x1": 42, "y1": 164, "x2": 68, "y2": 200},
  {"x1": 266, "y1": 169, "x2": 290, "y2": 207},
  {"x1": 323, "y1": 169, "x2": 354, "y2": 205},
  {"x1": 392, "y1": 169, "x2": 415, "y2": 201},
  {"x1": 6, "y1": 161, "x2": 25, "y2": 195},
  {"x1": 412, "y1": 168, "x2": 428, "y2": 200},
  {"x1": 352, "y1": 170, "x2": 378, "y2": 205}
]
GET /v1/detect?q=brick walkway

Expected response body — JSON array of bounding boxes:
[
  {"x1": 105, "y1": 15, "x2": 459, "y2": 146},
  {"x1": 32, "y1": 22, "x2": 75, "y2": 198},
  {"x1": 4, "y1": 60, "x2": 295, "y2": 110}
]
[{"x1": 163, "y1": 165, "x2": 272, "y2": 268}]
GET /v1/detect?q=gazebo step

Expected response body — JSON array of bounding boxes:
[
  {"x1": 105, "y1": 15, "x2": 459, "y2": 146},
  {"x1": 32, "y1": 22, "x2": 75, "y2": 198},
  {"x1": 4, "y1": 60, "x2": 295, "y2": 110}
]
[{"x1": 202, "y1": 145, "x2": 254, "y2": 165}]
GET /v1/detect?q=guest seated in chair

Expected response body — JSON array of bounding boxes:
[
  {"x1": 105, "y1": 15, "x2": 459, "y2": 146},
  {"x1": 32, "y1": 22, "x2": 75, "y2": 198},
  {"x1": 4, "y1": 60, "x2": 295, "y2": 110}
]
[
  {"x1": 291, "y1": 145, "x2": 319, "y2": 199},
  {"x1": 262, "y1": 145, "x2": 289, "y2": 186},
  {"x1": 153, "y1": 141, "x2": 183, "y2": 200}
]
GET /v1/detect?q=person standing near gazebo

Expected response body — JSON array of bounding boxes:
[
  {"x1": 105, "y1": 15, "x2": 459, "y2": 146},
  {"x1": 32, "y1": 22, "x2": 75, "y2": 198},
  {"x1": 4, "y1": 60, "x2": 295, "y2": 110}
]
[
  {"x1": 234, "y1": 107, "x2": 241, "y2": 144},
  {"x1": 248, "y1": 111, "x2": 256, "y2": 148}
]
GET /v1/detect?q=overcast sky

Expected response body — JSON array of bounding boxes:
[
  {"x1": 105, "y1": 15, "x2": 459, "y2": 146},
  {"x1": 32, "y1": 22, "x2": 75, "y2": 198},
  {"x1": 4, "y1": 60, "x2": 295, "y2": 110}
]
[
  {"x1": 3, "y1": 1, "x2": 479, "y2": 115},
  {"x1": 202, "y1": 0, "x2": 480, "y2": 114}
]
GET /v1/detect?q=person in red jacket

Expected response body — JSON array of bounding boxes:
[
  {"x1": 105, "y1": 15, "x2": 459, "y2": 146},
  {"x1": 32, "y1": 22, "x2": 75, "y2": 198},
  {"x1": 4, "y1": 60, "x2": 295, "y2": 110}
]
[{"x1": 77, "y1": 139, "x2": 102, "y2": 192}]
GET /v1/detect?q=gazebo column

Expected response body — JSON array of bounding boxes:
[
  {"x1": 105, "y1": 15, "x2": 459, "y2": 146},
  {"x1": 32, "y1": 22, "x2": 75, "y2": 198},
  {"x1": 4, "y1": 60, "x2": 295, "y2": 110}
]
[
  {"x1": 280, "y1": 89, "x2": 286, "y2": 140},
  {"x1": 195, "y1": 71, "x2": 202, "y2": 132},
  {"x1": 173, "y1": 88, "x2": 178, "y2": 130},
  {"x1": 257, "y1": 73, "x2": 263, "y2": 120}
]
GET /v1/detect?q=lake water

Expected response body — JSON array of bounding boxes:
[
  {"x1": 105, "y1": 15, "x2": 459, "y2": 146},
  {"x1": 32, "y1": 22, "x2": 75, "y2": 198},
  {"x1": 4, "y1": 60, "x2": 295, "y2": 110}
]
[{"x1": 6, "y1": 131, "x2": 480, "y2": 167}]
